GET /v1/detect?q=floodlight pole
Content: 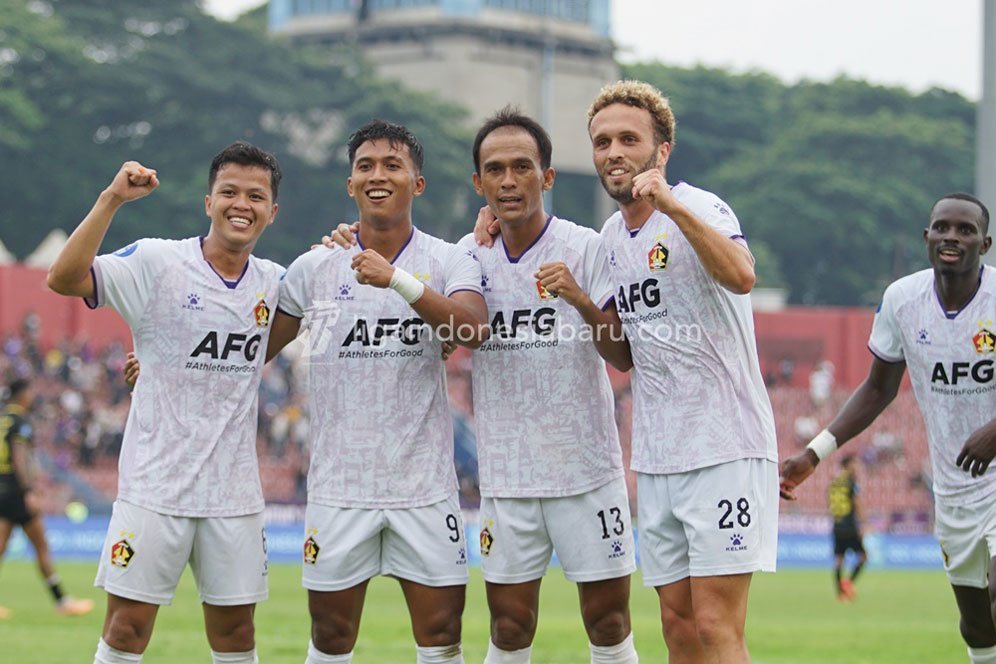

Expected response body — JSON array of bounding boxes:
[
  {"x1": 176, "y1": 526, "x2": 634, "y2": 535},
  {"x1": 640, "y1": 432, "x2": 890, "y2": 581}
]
[{"x1": 979, "y1": 0, "x2": 996, "y2": 264}]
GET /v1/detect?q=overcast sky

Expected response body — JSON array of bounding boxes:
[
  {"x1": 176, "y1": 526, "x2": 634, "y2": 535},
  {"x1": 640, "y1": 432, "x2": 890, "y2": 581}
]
[{"x1": 205, "y1": 0, "x2": 984, "y2": 99}]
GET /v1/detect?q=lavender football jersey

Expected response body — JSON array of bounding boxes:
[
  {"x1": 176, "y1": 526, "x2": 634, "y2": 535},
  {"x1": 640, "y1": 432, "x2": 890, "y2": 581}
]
[
  {"x1": 600, "y1": 183, "x2": 777, "y2": 474},
  {"x1": 869, "y1": 267, "x2": 996, "y2": 505},
  {"x1": 279, "y1": 228, "x2": 482, "y2": 508},
  {"x1": 459, "y1": 216, "x2": 624, "y2": 497},
  {"x1": 89, "y1": 237, "x2": 282, "y2": 517}
]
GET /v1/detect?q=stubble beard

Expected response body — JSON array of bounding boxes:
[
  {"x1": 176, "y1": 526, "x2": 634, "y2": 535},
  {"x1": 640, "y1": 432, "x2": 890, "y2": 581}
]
[{"x1": 600, "y1": 151, "x2": 660, "y2": 204}]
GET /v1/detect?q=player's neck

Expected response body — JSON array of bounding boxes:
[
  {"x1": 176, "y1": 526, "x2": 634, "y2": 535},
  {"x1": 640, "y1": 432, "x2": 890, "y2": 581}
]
[
  {"x1": 201, "y1": 235, "x2": 252, "y2": 280},
  {"x1": 357, "y1": 218, "x2": 414, "y2": 261},
  {"x1": 618, "y1": 198, "x2": 656, "y2": 232},
  {"x1": 934, "y1": 264, "x2": 983, "y2": 312},
  {"x1": 500, "y1": 210, "x2": 549, "y2": 257}
]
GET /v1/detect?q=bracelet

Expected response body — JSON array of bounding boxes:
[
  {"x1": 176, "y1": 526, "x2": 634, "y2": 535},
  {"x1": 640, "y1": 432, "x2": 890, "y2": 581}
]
[
  {"x1": 806, "y1": 429, "x2": 838, "y2": 461},
  {"x1": 389, "y1": 267, "x2": 425, "y2": 304}
]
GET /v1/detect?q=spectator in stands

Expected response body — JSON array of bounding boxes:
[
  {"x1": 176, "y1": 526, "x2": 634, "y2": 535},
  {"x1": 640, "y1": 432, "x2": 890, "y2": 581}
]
[
  {"x1": 781, "y1": 193, "x2": 996, "y2": 664},
  {"x1": 809, "y1": 359, "x2": 835, "y2": 409}
]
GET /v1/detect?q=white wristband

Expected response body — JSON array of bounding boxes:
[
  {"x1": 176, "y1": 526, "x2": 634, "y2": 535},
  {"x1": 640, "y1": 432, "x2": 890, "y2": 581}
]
[
  {"x1": 389, "y1": 267, "x2": 425, "y2": 304},
  {"x1": 806, "y1": 429, "x2": 838, "y2": 461}
]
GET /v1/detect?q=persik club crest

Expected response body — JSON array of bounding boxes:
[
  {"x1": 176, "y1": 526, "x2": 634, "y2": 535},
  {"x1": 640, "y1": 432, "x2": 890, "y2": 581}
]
[
  {"x1": 480, "y1": 519, "x2": 495, "y2": 557},
  {"x1": 253, "y1": 294, "x2": 271, "y2": 328},
  {"x1": 536, "y1": 280, "x2": 558, "y2": 301},
  {"x1": 973, "y1": 320, "x2": 996, "y2": 354},
  {"x1": 648, "y1": 241, "x2": 669, "y2": 272},
  {"x1": 303, "y1": 528, "x2": 320, "y2": 565},
  {"x1": 110, "y1": 531, "x2": 136, "y2": 568}
]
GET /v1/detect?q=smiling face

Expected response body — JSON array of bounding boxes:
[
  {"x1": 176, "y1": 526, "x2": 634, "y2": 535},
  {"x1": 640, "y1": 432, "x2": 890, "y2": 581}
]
[
  {"x1": 204, "y1": 163, "x2": 277, "y2": 251},
  {"x1": 924, "y1": 197, "x2": 991, "y2": 276},
  {"x1": 473, "y1": 126, "x2": 553, "y2": 228},
  {"x1": 589, "y1": 103, "x2": 669, "y2": 205},
  {"x1": 347, "y1": 138, "x2": 425, "y2": 228}
]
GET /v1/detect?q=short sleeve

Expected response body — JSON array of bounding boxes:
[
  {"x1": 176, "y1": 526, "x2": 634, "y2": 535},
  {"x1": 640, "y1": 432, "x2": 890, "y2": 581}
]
[
  {"x1": 441, "y1": 243, "x2": 483, "y2": 297},
  {"x1": 701, "y1": 195, "x2": 743, "y2": 239},
  {"x1": 582, "y1": 232, "x2": 615, "y2": 309},
  {"x1": 87, "y1": 239, "x2": 167, "y2": 328},
  {"x1": 277, "y1": 250, "x2": 320, "y2": 319},
  {"x1": 868, "y1": 285, "x2": 905, "y2": 362}
]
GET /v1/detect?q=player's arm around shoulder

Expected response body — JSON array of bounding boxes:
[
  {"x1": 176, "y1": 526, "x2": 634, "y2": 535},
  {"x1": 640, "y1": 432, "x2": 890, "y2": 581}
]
[
  {"x1": 409, "y1": 242, "x2": 489, "y2": 349},
  {"x1": 48, "y1": 161, "x2": 159, "y2": 298}
]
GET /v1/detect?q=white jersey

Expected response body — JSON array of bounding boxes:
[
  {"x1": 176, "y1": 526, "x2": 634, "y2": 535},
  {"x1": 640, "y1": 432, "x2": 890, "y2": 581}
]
[
  {"x1": 600, "y1": 182, "x2": 777, "y2": 474},
  {"x1": 869, "y1": 266, "x2": 996, "y2": 506},
  {"x1": 279, "y1": 228, "x2": 482, "y2": 509},
  {"x1": 87, "y1": 237, "x2": 283, "y2": 517},
  {"x1": 458, "y1": 216, "x2": 624, "y2": 498}
]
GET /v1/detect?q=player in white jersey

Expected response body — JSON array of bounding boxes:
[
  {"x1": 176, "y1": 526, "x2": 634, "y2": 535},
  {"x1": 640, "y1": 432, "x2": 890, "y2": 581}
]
[
  {"x1": 588, "y1": 81, "x2": 778, "y2": 664},
  {"x1": 266, "y1": 120, "x2": 488, "y2": 664},
  {"x1": 47, "y1": 142, "x2": 283, "y2": 664},
  {"x1": 461, "y1": 109, "x2": 638, "y2": 664},
  {"x1": 782, "y1": 193, "x2": 996, "y2": 664}
]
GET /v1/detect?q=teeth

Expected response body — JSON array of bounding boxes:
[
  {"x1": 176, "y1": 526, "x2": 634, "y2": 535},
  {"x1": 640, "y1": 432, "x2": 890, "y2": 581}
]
[
  {"x1": 609, "y1": 169, "x2": 625, "y2": 176},
  {"x1": 229, "y1": 217, "x2": 251, "y2": 227},
  {"x1": 368, "y1": 189, "x2": 390, "y2": 199}
]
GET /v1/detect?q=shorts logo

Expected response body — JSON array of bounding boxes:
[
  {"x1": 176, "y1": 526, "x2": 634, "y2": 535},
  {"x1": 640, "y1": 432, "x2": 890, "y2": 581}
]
[
  {"x1": 608, "y1": 539, "x2": 626, "y2": 560},
  {"x1": 254, "y1": 295, "x2": 271, "y2": 328},
  {"x1": 973, "y1": 321, "x2": 995, "y2": 354},
  {"x1": 110, "y1": 538, "x2": 135, "y2": 568},
  {"x1": 648, "y1": 241, "x2": 669, "y2": 272},
  {"x1": 725, "y1": 533, "x2": 747, "y2": 553},
  {"x1": 480, "y1": 519, "x2": 495, "y2": 557},
  {"x1": 304, "y1": 528, "x2": 320, "y2": 565},
  {"x1": 536, "y1": 281, "x2": 558, "y2": 301},
  {"x1": 457, "y1": 547, "x2": 467, "y2": 565}
]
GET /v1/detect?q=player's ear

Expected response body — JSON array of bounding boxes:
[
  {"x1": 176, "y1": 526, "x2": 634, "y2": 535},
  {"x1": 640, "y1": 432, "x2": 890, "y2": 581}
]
[
  {"x1": 413, "y1": 175, "x2": 426, "y2": 197},
  {"x1": 346, "y1": 177, "x2": 355, "y2": 199},
  {"x1": 982, "y1": 235, "x2": 992, "y2": 255},
  {"x1": 542, "y1": 167, "x2": 556, "y2": 191},
  {"x1": 204, "y1": 194, "x2": 212, "y2": 217},
  {"x1": 472, "y1": 172, "x2": 484, "y2": 196},
  {"x1": 268, "y1": 203, "x2": 278, "y2": 226},
  {"x1": 655, "y1": 142, "x2": 671, "y2": 170}
]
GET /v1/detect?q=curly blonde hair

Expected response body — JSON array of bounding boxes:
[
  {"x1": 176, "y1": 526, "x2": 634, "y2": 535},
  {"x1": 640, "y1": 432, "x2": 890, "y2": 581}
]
[{"x1": 587, "y1": 80, "x2": 676, "y2": 147}]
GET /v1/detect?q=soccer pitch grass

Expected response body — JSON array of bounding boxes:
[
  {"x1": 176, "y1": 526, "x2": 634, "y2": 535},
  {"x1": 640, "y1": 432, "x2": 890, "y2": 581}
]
[{"x1": 1, "y1": 562, "x2": 963, "y2": 663}]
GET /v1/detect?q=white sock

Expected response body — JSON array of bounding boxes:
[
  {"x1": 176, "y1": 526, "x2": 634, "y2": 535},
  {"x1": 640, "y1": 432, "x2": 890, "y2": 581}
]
[
  {"x1": 94, "y1": 638, "x2": 143, "y2": 663},
  {"x1": 306, "y1": 640, "x2": 353, "y2": 663},
  {"x1": 484, "y1": 641, "x2": 532, "y2": 664},
  {"x1": 590, "y1": 633, "x2": 638, "y2": 663},
  {"x1": 417, "y1": 643, "x2": 464, "y2": 663},
  {"x1": 969, "y1": 645, "x2": 996, "y2": 663},
  {"x1": 212, "y1": 649, "x2": 258, "y2": 663}
]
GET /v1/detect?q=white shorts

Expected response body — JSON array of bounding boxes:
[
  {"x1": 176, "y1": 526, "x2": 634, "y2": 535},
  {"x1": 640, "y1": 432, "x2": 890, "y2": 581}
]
[
  {"x1": 94, "y1": 500, "x2": 268, "y2": 606},
  {"x1": 302, "y1": 493, "x2": 469, "y2": 592},
  {"x1": 934, "y1": 495, "x2": 996, "y2": 588},
  {"x1": 637, "y1": 458, "x2": 778, "y2": 587},
  {"x1": 479, "y1": 476, "x2": 636, "y2": 584}
]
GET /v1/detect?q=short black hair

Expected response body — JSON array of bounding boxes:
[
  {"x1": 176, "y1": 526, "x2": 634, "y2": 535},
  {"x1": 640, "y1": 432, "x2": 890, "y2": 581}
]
[
  {"x1": 347, "y1": 120, "x2": 424, "y2": 173},
  {"x1": 933, "y1": 192, "x2": 990, "y2": 234},
  {"x1": 208, "y1": 141, "x2": 282, "y2": 200},
  {"x1": 6, "y1": 378, "x2": 29, "y2": 401},
  {"x1": 472, "y1": 106, "x2": 553, "y2": 173}
]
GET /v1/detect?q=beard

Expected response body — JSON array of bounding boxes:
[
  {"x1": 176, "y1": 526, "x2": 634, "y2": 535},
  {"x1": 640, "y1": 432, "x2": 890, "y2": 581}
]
[{"x1": 600, "y1": 150, "x2": 661, "y2": 204}]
